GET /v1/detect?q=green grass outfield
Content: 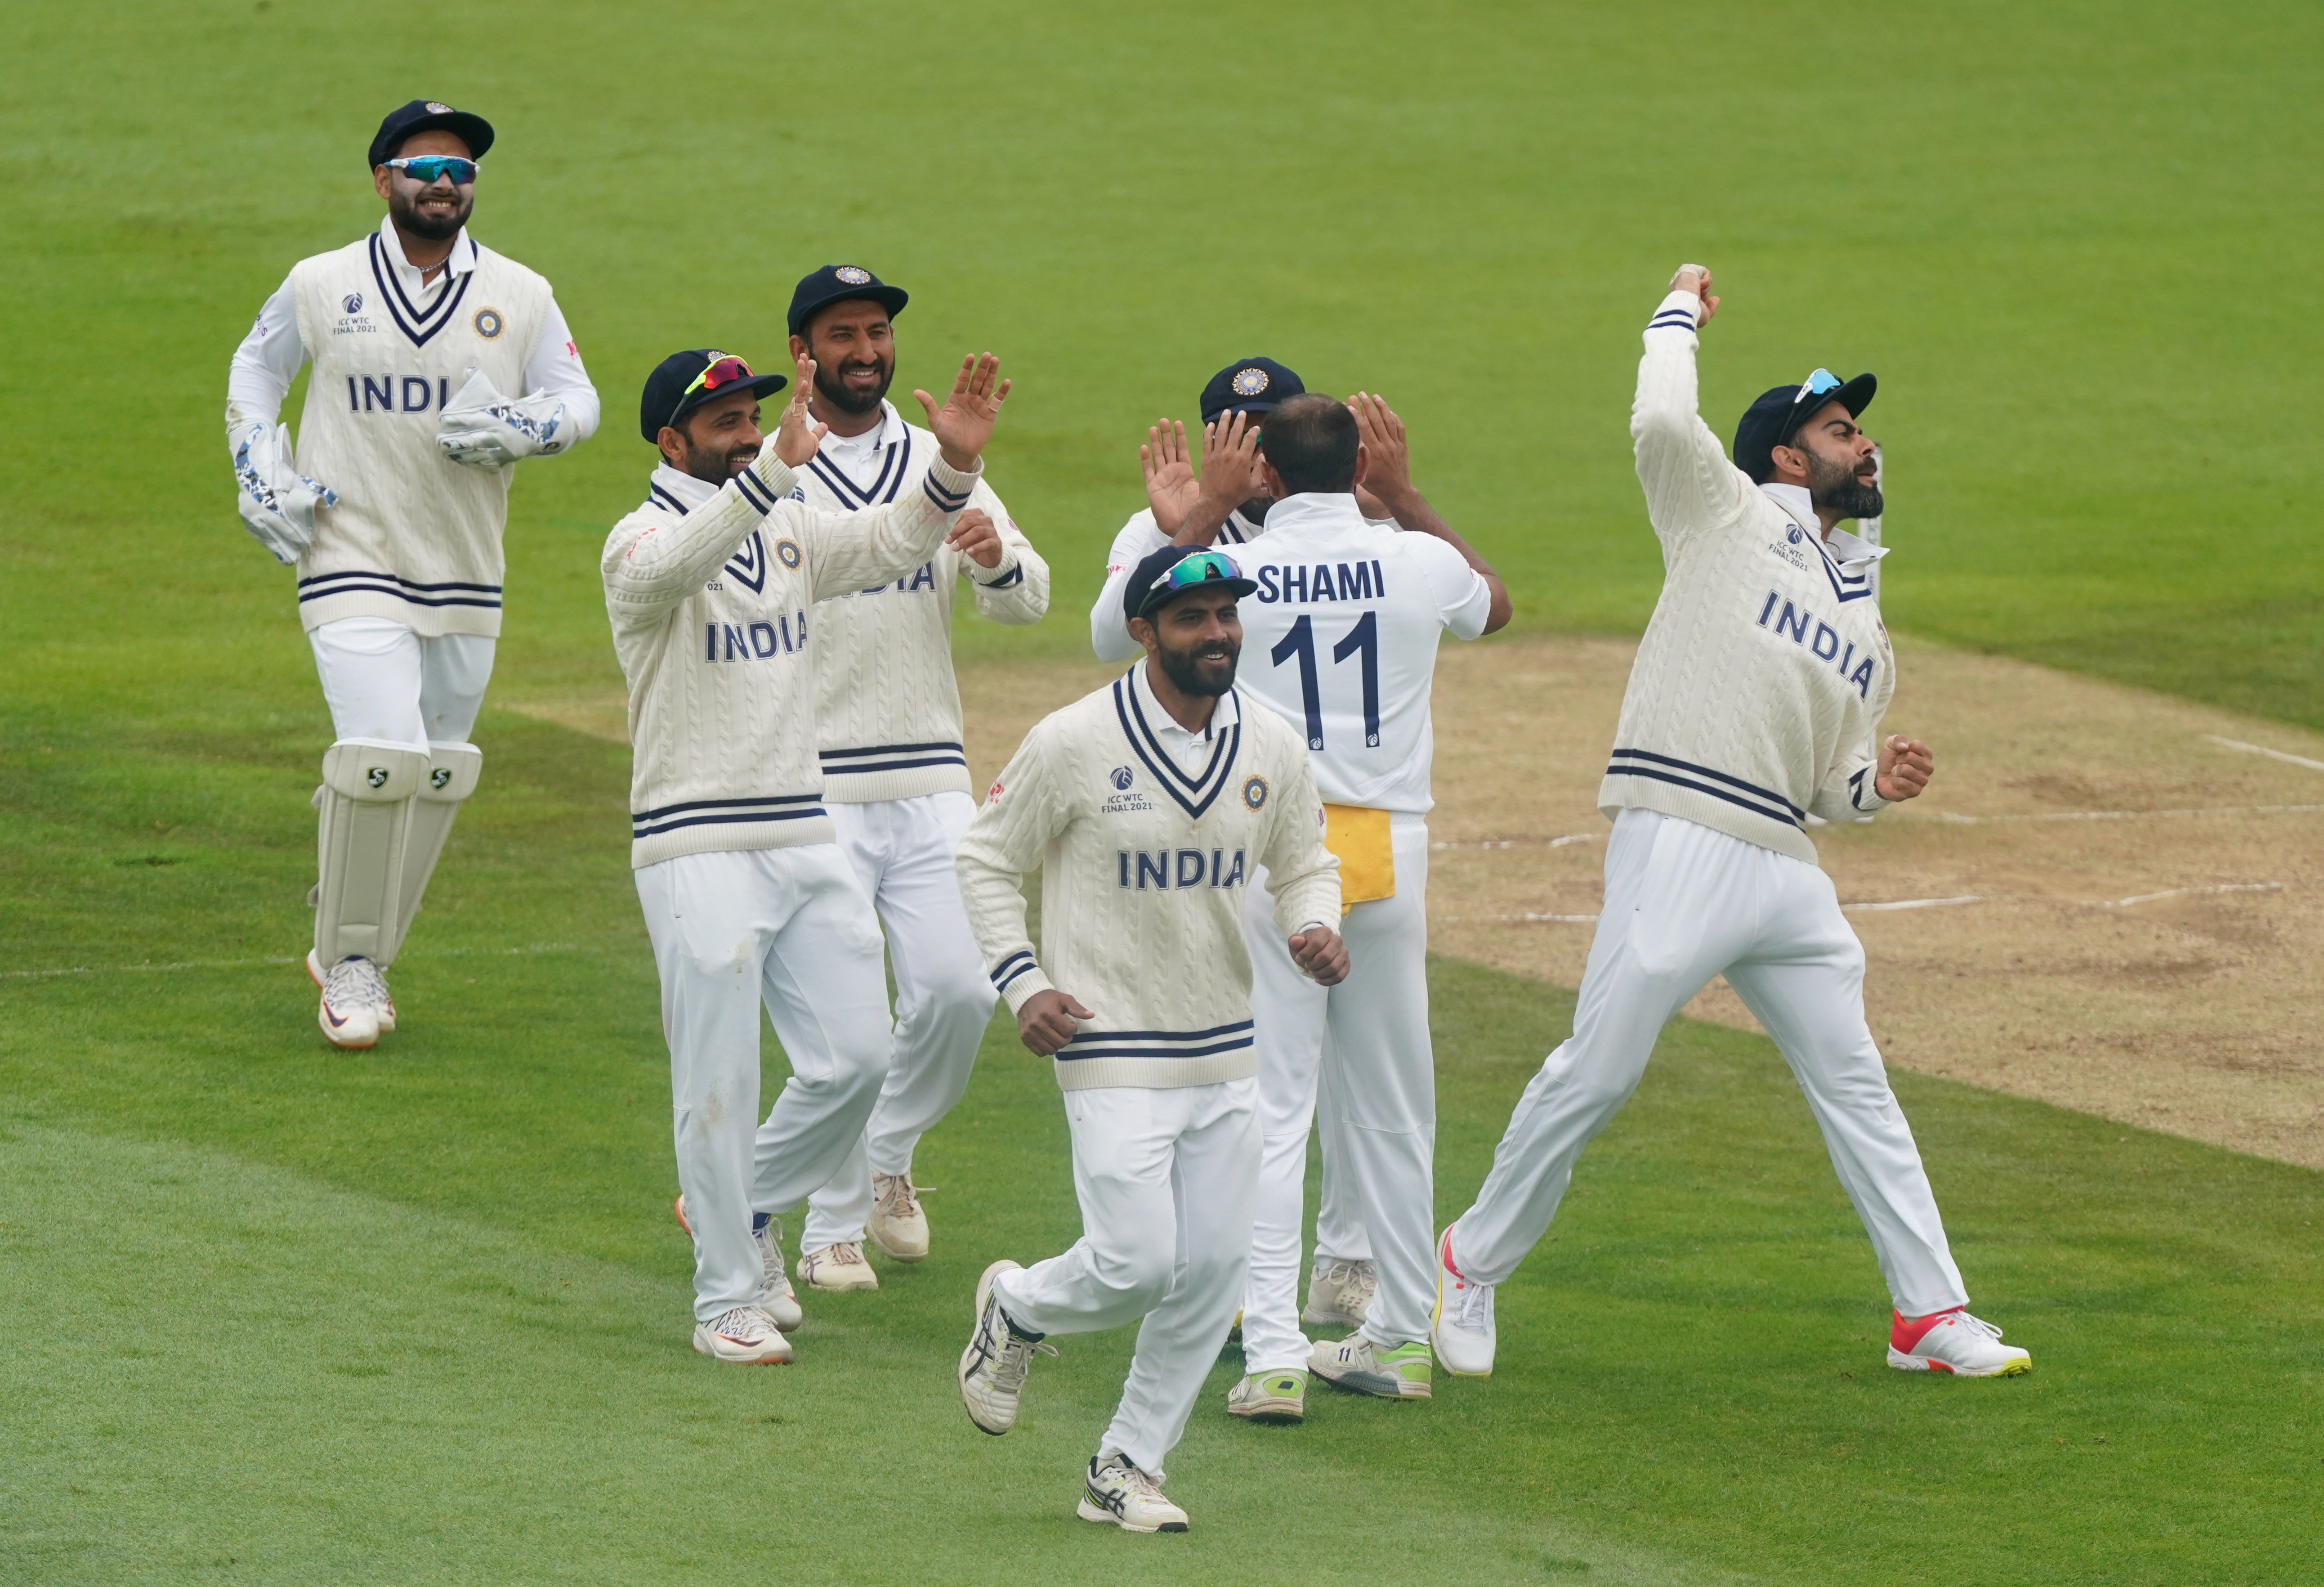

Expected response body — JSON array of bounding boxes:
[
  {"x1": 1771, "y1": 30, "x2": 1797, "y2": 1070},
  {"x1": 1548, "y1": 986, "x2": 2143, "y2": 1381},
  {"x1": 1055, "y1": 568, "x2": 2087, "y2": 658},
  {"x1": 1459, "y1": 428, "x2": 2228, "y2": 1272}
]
[{"x1": 4, "y1": 2, "x2": 2322, "y2": 1582}]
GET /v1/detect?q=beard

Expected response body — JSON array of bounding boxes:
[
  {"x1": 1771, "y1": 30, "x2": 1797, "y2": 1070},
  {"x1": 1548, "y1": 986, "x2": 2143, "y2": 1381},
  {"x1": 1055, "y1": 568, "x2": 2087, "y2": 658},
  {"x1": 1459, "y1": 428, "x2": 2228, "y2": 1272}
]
[
  {"x1": 813, "y1": 353, "x2": 894, "y2": 417},
  {"x1": 1156, "y1": 631, "x2": 1240, "y2": 697},
  {"x1": 1802, "y1": 444, "x2": 1882, "y2": 522},
  {"x1": 388, "y1": 184, "x2": 472, "y2": 242},
  {"x1": 677, "y1": 436, "x2": 758, "y2": 486}
]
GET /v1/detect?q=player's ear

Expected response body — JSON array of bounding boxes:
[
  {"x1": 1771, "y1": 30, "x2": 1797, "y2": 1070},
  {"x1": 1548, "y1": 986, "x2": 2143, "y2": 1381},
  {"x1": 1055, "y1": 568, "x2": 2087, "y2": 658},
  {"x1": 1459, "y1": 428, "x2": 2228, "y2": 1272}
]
[
  {"x1": 1352, "y1": 442, "x2": 1370, "y2": 488},
  {"x1": 788, "y1": 332, "x2": 810, "y2": 366},
  {"x1": 656, "y1": 424, "x2": 689, "y2": 469},
  {"x1": 1126, "y1": 614, "x2": 1157, "y2": 655},
  {"x1": 372, "y1": 165, "x2": 394, "y2": 204}
]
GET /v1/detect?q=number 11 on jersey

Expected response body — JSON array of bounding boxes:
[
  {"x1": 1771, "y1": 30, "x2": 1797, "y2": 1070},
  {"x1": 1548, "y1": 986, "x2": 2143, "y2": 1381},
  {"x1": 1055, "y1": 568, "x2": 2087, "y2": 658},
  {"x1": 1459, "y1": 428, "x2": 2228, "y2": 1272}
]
[{"x1": 1269, "y1": 612, "x2": 1380, "y2": 751}]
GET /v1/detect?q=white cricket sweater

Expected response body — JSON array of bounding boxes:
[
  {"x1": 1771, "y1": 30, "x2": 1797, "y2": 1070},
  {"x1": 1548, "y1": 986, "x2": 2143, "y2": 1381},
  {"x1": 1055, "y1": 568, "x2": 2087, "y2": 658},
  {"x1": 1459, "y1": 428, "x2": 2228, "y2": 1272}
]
[
  {"x1": 224, "y1": 222, "x2": 599, "y2": 637},
  {"x1": 956, "y1": 662, "x2": 1341, "y2": 1091},
  {"x1": 1602, "y1": 290, "x2": 1897, "y2": 865},
  {"x1": 800, "y1": 402, "x2": 1050, "y2": 801},
  {"x1": 601, "y1": 444, "x2": 979, "y2": 868}
]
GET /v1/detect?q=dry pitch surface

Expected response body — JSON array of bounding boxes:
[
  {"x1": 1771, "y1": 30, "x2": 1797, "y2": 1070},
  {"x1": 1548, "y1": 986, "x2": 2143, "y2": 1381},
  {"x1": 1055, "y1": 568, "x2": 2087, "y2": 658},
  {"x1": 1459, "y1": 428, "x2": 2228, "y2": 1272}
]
[{"x1": 509, "y1": 635, "x2": 2324, "y2": 1170}]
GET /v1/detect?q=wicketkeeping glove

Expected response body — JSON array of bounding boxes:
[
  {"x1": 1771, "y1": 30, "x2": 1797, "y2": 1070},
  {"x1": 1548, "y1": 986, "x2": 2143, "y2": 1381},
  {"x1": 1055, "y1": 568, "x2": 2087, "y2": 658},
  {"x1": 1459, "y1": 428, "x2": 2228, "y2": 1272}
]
[
  {"x1": 232, "y1": 421, "x2": 337, "y2": 565},
  {"x1": 437, "y1": 369, "x2": 569, "y2": 468}
]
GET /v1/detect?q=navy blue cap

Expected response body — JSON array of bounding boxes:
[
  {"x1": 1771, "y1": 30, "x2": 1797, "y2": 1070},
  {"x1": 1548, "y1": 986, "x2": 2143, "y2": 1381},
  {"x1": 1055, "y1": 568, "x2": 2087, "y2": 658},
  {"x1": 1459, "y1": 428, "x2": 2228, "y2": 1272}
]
[
  {"x1": 639, "y1": 350, "x2": 789, "y2": 443},
  {"x1": 1199, "y1": 358, "x2": 1304, "y2": 424},
  {"x1": 1122, "y1": 546, "x2": 1258, "y2": 624},
  {"x1": 368, "y1": 99, "x2": 494, "y2": 170},
  {"x1": 1734, "y1": 371, "x2": 1876, "y2": 483},
  {"x1": 787, "y1": 265, "x2": 910, "y2": 338}
]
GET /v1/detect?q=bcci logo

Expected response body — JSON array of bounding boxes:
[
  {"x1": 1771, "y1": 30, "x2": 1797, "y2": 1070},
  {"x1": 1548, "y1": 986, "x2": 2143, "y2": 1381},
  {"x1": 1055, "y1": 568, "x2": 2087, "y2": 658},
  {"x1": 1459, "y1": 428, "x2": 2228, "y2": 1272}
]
[
  {"x1": 1231, "y1": 367, "x2": 1269, "y2": 397},
  {"x1": 365, "y1": 766, "x2": 391, "y2": 789},
  {"x1": 774, "y1": 539, "x2": 803, "y2": 569},
  {"x1": 425, "y1": 101, "x2": 455, "y2": 114},
  {"x1": 835, "y1": 265, "x2": 872, "y2": 285},
  {"x1": 1110, "y1": 766, "x2": 1135, "y2": 791},
  {"x1": 472, "y1": 306, "x2": 505, "y2": 340},
  {"x1": 1241, "y1": 775, "x2": 1269, "y2": 811},
  {"x1": 342, "y1": 292, "x2": 364, "y2": 315}
]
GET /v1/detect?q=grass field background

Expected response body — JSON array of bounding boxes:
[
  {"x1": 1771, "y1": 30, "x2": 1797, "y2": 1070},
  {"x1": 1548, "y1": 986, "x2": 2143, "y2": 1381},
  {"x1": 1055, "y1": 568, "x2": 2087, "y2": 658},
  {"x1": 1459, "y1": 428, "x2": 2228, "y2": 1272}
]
[{"x1": 4, "y1": 1, "x2": 2321, "y2": 1581}]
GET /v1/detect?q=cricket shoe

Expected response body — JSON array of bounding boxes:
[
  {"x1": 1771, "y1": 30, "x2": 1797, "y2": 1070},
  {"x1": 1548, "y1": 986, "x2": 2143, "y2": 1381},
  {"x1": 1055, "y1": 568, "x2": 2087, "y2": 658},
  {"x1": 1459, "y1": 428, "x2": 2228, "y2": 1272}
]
[
  {"x1": 1310, "y1": 1336, "x2": 1432, "y2": 1400},
  {"x1": 691, "y1": 1305, "x2": 793, "y2": 1365},
  {"x1": 1078, "y1": 1455, "x2": 1189, "y2": 1533},
  {"x1": 1225, "y1": 1367, "x2": 1307, "y2": 1424},
  {"x1": 674, "y1": 1196, "x2": 802, "y2": 1332},
  {"x1": 959, "y1": 1259, "x2": 1054, "y2": 1435},
  {"x1": 1300, "y1": 1257, "x2": 1377, "y2": 1329},
  {"x1": 867, "y1": 1171, "x2": 930, "y2": 1263},
  {"x1": 1432, "y1": 1227, "x2": 1496, "y2": 1377},
  {"x1": 1887, "y1": 1308, "x2": 2031, "y2": 1377},
  {"x1": 309, "y1": 952, "x2": 392, "y2": 1049},
  {"x1": 796, "y1": 1240, "x2": 879, "y2": 1292}
]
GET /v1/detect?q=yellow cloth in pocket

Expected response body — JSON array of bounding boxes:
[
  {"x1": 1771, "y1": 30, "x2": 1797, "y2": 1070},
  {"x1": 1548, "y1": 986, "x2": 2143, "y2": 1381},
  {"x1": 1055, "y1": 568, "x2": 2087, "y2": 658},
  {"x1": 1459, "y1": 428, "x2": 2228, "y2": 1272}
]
[{"x1": 1322, "y1": 803, "x2": 1394, "y2": 907}]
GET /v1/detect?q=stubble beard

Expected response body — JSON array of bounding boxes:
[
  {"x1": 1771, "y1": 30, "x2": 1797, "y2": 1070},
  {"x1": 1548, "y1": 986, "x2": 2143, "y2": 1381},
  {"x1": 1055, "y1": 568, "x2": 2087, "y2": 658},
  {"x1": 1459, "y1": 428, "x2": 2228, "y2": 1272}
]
[
  {"x1": 1805, "y1": 447, "x2": 1883, "y2": 523},
  {"x1": 678, "y1": 439, "x2": 758, "y2": 487},
  {"x1": 390, "y1": 186, "x2": 472, "y2": 243},
  {"x1": 814, "y1": 356, "x2": 894, "y2": 417},
  {"x1": 1158, "y1": 634, "x2": 1240, "y2": 698}
]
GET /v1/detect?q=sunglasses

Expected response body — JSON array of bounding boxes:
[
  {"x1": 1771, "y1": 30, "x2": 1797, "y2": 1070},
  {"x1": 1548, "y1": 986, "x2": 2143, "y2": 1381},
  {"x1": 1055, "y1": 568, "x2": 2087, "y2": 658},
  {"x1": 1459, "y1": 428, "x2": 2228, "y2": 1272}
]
[
  {"x1": 669, "y1": 354, "x2": 758, "y2": 427},
  {"x1": 385, "y1": 155, "x2": 480, "y2": 185},
  {"x1": 1794, "y1": 368, "x2": 1843, "y2": 406},
  {"x1": 1160, "y1": 549, "x2": 1243, "y2": 593}
]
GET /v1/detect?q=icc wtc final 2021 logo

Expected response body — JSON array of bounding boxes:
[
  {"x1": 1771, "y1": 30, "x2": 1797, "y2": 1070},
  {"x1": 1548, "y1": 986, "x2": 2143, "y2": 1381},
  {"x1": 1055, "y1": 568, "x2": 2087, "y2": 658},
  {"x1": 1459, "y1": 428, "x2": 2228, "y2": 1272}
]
[
  {"x1": 1110, "y1": 766, "x2": 1134, "y2": 791},
  {"x1": 343, "y1": 292, "x2": 364, "y2": 315}
]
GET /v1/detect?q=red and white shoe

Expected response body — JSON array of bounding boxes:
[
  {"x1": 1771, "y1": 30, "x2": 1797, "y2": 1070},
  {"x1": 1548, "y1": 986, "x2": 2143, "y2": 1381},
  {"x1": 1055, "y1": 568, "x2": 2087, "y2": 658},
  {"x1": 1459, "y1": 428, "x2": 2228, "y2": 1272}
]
[{"x1": 1887, "y1": 1308, "x2": 2031, "y2": 1377}]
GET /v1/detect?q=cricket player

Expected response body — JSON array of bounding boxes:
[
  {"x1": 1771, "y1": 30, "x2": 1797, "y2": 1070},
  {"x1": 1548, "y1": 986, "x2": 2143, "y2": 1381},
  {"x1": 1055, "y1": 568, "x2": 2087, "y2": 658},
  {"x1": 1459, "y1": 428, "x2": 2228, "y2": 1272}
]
[
  {"x1": 954, "y1": 548, "x2": 1345, "y2": 1531},
  {"x1": 604, "y1": 345, "x2": 1008, "y2": 1364},
  {"x1": 1431, "y1": 265, "x2": 2031, "y2": 1381},
  {"x1": 779, "y1": 265, "x2": 1052, "y2": 1292},
  {"x1": 1158, "y1": 395, "x2": 1509, "y2": 1421},
  {"x1": 1090, "y1": 359, "x2": 1389, "y2": 1333},
  {"x1": 224, "y1": 99, "x2": 600, "y2": 1049}
]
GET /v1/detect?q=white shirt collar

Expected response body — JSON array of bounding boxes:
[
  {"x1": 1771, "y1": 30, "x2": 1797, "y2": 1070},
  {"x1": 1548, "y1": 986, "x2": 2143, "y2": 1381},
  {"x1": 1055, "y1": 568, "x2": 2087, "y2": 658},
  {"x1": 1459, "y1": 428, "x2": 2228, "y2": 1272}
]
[
  {"x1": 1130, "y1": 655, "x2": 1238, "y2": 759},
  {"x1": 376, "y1": 218, "x2": 477, "y2": 289},
  {"x1": 818, "y1": 399, "x2": 908, "y2": 461},
  {"x1": 1252, "y1": 491, "x2": 1364, "y2": 538},
  {"x1": 648, "y1": 463, "x2": 723, "y2": 514},
  {"x1": 1758, "y1": 482, "x2": 1889, "y2": 570}
]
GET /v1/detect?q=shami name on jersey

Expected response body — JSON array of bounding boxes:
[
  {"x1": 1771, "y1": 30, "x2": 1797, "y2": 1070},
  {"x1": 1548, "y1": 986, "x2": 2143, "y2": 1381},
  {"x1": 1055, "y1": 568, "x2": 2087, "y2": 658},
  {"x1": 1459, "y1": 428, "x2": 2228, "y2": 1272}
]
[
  {"x1": 1755, "y1": 589, "x2": 1877, "y2": 699},
  {"x1": 1254, "y1": 560, "x2": 1386, "y2": 604},
  {"x1": 1117, "y1": 847, "x2": 1247, "y2": 890}
]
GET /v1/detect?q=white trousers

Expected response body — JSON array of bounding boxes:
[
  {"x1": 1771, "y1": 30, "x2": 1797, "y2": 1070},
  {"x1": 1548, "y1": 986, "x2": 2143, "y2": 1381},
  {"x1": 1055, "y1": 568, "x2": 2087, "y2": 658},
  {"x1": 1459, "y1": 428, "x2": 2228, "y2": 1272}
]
[
  {"x1": 309, "y1": 616, "x2": 495, "y2": 752},
  {"x1": 995, "y1": 1079, "x2": 1259, "y2": 1483},
  {"x1": 803, "y1": 792, "x2": 996, "y2": 1250},
  {"x1": 1240, "y1": 819, "x2": 1435, "y2": 1373},
  {"x1": 1451, "y1": 810, "x2": 1969, "y2": 1316},
  {"x1": 635, "y1": 845, "x2": 897, "y2": 1321}
]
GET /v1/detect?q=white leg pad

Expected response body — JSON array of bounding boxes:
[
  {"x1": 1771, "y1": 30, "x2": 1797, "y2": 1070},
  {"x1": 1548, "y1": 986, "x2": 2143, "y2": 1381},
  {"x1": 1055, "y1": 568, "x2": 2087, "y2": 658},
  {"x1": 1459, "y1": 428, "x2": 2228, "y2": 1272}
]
[
  {"x1": 313, "y1": 739, "x2": 430, "y2": 968},
  {"x1": 386, "y1": 742, "x2": 483, "y2": 964}
]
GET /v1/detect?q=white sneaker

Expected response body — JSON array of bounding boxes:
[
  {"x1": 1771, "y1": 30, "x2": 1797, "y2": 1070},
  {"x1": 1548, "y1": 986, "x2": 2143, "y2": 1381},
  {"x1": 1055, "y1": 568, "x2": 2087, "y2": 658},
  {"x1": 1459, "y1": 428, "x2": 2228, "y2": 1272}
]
[
  {"x1": 1888, "y1": 1308, "x2": 2031, "y2": 1377},
  {"x1": 867, "y1": 1172, "x2": 930, "y2": 1263},
  {"x1": 1225, "y1": 1367, "x2": 1307, "y2": 1423},
  {"x1": 797, "y1": 1240, "x2": 879, "y2": 1292},
  {"x1": 1431, "y1": 1227, "x2": 1496, "y2": 1377},
  {"x1": 1078, "y1": 1455, "x2": 1189, "y2": 1533},
  {"x1": 691, "y1": 1304, "x2": 793, "y2": 1365},
  {"x1": 310, "y1": 952, "x2": 384, "y2": 1049},
  {"x1": 1300, "y1": 1257, "x2": 1377, "y2": 1328},
  {"x1": 960, "y1": 1260, "x2": 1055, "y2": 1435},
  {"x1": 674, "y1": 1196, "x2": 801, "y2": 1332},
  {"x1": 1309, "y1": 1335, "x2": 1433, "y2": 1400}
]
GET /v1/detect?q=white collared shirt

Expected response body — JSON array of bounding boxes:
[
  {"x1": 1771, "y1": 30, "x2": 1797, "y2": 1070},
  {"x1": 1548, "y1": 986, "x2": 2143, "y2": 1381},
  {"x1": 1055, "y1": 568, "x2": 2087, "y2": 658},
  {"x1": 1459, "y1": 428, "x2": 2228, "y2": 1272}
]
[
  {"x1": 1129, "y1": 654, "x2": 1240, "y2": 773},
  {"x1": 1758, "y1": 482, "x2": 1889, "y2": 572}
]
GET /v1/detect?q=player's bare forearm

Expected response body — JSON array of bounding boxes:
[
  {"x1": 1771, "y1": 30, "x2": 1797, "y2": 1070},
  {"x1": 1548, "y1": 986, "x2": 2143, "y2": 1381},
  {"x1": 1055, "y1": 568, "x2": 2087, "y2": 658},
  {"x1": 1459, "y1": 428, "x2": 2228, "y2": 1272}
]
[
  {"x1": 1169, "y1": 496, "x2": 1233, "y2": 547},
  {"x1": 1370, "y1": 484, "x2": 1513, "y2": 633}
]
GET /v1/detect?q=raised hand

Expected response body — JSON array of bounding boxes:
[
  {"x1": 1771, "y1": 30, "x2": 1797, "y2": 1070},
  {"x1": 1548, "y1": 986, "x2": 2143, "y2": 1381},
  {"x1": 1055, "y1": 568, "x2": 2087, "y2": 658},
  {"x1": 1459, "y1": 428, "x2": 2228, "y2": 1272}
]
[
  {"x1": 1670, "y1": 262, "x2": 1721, "y2": 326},
  {"x1": 1349, "y1": 392, "x2": 1412, "y2": 504},
  {"x1": 1195, "y1": 410, "x2": 1264, "y2": 515},
  {"x1": 1874, "y1": 735, "x2": 1935, "y2": 801},
  {"x1": 773, "y1": 349, "x2": 831, "y2": 466},
  {"x1": 1142, "y1": 419, "x2": 1199, "y2": 535},
  {"x1": 916, "y1": 352, "x2": 1010, "y2": 470},
  {"x1": 947, "y1": 506, "x2": 1006, "y2": 569}
]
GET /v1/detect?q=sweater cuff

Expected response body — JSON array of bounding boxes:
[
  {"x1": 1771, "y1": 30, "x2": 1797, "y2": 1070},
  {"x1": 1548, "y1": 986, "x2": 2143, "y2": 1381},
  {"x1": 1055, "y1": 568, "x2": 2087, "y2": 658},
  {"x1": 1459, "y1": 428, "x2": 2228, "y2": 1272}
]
[
  {"x1": 1645, "y1": 290, "x2": 1702, "y2": 336},
  {"x1": 737, "y1": 456, "x2": 797, "y2": 516},
  {"x1": 1846, "y1": 764, "x2": 1893, "y2": 816},
  {"x1": 989, "y1": 949, "x2": 1051, "y2": 1014},
  {"x1": 922, "y1": 454, "x2": 982, "y2": 514},
  {"x1": 973, "y1": 555, "x2": 1025, "y2": 589}
]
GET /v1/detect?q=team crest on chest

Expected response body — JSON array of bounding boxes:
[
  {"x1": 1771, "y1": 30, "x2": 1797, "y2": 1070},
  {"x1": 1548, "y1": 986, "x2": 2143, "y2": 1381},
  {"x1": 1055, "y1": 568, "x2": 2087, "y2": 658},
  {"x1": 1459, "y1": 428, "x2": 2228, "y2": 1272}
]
[
  {"x1": 1241, "y1": 775, "x2": 1269, "y2": 811},
  {"x1": 774, "y1": 538, "x2": 803, "y2": 570},
  {"x1": 472, "y1": 306, "x2": 506, "y2": 340},
  {"x1": 1110, "y1": 766, "x2": 1135, "y2": 790}
]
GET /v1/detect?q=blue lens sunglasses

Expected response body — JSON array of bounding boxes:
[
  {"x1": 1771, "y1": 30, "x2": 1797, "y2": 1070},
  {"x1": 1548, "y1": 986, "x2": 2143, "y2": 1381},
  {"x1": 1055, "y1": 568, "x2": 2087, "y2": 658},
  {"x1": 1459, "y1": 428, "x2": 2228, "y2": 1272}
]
[{"x1": 384, "y1": 155, "x2": 480, "y2": 185}]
